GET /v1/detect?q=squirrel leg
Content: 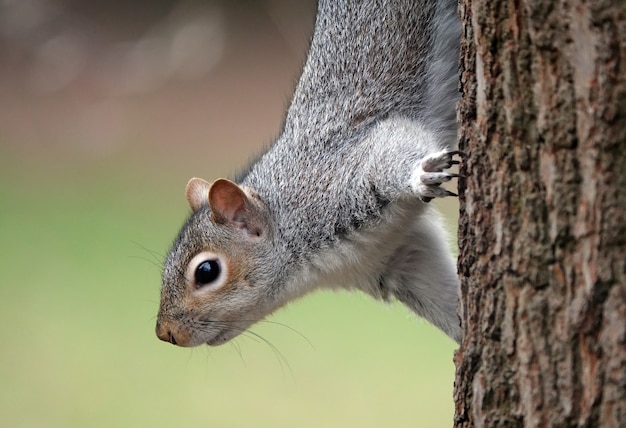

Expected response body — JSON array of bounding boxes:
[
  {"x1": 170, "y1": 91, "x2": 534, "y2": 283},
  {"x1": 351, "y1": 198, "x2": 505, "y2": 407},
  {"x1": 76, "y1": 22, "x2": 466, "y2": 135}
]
[
  {"x1": 410, "y1": 150, "x2": 464, "y2": 202},
  {"x1": 381, "y1": 212, "x2": 461, "y2": 343}
]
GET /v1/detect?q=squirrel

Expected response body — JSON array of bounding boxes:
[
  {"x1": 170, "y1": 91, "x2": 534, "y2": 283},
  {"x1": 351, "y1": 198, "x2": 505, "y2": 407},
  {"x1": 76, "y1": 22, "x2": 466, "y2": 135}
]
[{"x1": 156, "y1": 0, "x2": 462, "y2": 347}]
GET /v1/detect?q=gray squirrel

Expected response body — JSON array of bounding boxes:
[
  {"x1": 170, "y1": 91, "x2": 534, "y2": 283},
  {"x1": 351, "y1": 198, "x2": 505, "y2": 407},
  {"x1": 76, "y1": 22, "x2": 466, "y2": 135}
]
[{"x1": 156, "y1": 0, "x2": 462, "y2": 347}]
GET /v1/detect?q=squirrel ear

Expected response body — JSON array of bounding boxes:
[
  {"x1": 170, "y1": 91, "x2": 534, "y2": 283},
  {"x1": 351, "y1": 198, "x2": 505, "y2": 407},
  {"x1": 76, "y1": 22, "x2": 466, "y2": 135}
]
[
  {"x1": 208, "y1": 179, "x2": 250, "y2": 227},
  {"x1": 185, "y1": 177, "x2": 212, "y2": 212}
]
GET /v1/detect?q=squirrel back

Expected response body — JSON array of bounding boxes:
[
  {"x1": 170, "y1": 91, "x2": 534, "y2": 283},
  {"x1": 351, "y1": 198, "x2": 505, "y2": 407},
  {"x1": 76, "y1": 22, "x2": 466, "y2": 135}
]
[
  {"x1": 282, "y1": 0, "x2": 459, "y2": 142},
  {"x1": 157, "y1": 0, "x2": 462, "y2": 347}
]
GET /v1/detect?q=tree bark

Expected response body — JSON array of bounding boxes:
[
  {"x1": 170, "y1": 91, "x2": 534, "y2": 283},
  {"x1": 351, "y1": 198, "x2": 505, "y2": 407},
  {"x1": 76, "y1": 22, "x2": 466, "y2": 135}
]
[{"x1": 453, "y1": 0, "x2": 626, "y2": 427}]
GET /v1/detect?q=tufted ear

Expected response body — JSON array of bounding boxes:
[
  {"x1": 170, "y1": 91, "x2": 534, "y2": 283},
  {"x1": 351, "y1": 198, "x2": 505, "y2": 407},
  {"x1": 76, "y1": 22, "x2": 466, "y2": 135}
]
[
  {"x1": 185, "y1": 177, "x2": 212, "y2": 212},
  {"x1": 207, "y1": 178, "x2": 258, "y2": 231}
]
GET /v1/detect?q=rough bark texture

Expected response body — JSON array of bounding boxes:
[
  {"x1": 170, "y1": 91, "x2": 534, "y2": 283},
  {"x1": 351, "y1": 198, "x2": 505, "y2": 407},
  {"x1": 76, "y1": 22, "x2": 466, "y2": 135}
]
[{"x1": 454, "y1": 0, "x2": 626, "y2": 427}]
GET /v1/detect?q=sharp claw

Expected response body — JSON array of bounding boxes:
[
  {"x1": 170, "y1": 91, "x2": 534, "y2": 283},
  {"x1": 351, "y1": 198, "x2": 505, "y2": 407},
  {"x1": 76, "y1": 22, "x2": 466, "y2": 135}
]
[{"x1": 413, "y1": 150, "x2": 465, "y2": 200}]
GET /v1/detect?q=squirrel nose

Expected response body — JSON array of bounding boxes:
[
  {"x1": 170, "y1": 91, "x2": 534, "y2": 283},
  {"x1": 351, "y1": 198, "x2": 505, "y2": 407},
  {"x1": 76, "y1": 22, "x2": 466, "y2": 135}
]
[{"x1": 155, "y1": 321, "x2": 178, "y2": 345}]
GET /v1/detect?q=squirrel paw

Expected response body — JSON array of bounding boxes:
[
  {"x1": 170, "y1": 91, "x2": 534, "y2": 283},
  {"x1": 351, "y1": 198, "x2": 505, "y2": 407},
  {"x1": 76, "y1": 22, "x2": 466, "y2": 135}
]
[{"x1": 411, "y1": 150, "x2": 464, "y2": 203}]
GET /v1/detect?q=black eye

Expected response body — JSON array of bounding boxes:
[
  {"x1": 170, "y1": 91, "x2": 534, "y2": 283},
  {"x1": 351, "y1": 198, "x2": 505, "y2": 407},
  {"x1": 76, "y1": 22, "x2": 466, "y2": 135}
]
[{"x1": 194, "y1": 260, "x2": 221, "y2": 286}]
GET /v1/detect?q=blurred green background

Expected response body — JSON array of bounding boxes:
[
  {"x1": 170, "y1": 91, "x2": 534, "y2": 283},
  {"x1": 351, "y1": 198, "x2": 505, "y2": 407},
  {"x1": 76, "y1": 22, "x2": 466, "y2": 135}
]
[{"x1": 0, "y1": 1, "x2": 459, "y2": 427}]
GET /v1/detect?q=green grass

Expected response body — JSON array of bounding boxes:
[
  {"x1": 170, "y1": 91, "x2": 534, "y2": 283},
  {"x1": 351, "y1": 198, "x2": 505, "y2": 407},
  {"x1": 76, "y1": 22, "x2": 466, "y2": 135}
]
[{"x1": 0, "y1": 148, "x2": 457, "y2": 428}]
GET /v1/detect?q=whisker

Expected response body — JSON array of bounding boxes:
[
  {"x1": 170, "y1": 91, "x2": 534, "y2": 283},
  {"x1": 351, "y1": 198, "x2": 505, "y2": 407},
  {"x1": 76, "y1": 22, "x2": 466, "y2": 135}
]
[
  {"x1": 128, "y1": 255, "x2": 163, "y2": 271},
  {"x1": 243, "y1": 329, "x2": 293, "y2": 380},
  {"x1": 195, "y1": 320, "x2": 261, "y2": 345},
  {"x1": 195, "y1": 319, "x2": 293, "y2": 379},
  {"x1": 198, "y1": 318, "x2": 314, "y2": 349},
  {"x1": 229, "y1": 340, "x2": 247, "y2": 367},
  {"x1": 130, "y1": 241, "x2": 166, "y2": 265},
  {"x1": 256, "y1": 320, "x2": 315, "y2": 350}
]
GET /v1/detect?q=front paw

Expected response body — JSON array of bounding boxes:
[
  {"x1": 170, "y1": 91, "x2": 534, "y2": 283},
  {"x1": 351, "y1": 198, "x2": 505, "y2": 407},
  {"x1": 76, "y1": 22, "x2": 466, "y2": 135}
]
[{"x1": 411, "y1": 150, "x2": 464, "y2": 202}]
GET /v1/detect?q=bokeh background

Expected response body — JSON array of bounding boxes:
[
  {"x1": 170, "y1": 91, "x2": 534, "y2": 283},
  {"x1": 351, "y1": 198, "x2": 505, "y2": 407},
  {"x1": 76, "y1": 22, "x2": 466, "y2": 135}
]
[{"x1": 0, "y1": 1, "x2": 459, "y2": 427}]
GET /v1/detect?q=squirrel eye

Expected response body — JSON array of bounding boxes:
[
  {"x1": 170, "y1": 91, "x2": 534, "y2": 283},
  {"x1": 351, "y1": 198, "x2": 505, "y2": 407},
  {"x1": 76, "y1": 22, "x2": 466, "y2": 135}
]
[
  {"x1": 187, "y1": 251, "x2": 227, "y2": 291},
  {"x1": 194, "y1": 260, "x2": 221, "y2": 286}
]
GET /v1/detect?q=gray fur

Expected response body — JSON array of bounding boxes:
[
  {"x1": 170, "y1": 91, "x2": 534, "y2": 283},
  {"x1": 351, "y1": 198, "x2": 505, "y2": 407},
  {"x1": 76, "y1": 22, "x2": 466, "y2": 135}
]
[{"x1": 157, "y1": 0, "x2": 462, "y2": 346}]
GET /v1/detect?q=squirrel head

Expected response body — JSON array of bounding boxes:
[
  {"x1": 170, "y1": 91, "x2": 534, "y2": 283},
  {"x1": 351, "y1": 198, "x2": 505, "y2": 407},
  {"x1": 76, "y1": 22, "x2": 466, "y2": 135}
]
[{"x1": 156, "y1": 177, "x2": 279, "y2": 347}]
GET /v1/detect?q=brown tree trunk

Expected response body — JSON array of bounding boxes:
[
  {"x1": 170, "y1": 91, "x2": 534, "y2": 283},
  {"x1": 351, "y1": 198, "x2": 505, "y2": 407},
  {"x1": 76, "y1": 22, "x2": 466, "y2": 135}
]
[{"x1": 453, "y1": 0, "x2": 626, "y2": 426}]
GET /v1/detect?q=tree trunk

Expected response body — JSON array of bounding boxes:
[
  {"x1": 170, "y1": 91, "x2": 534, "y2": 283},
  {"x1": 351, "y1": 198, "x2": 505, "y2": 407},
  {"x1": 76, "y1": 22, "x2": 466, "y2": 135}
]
[{"x1": 453, "y1": 0, "x2": 626, "y2": 426}]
